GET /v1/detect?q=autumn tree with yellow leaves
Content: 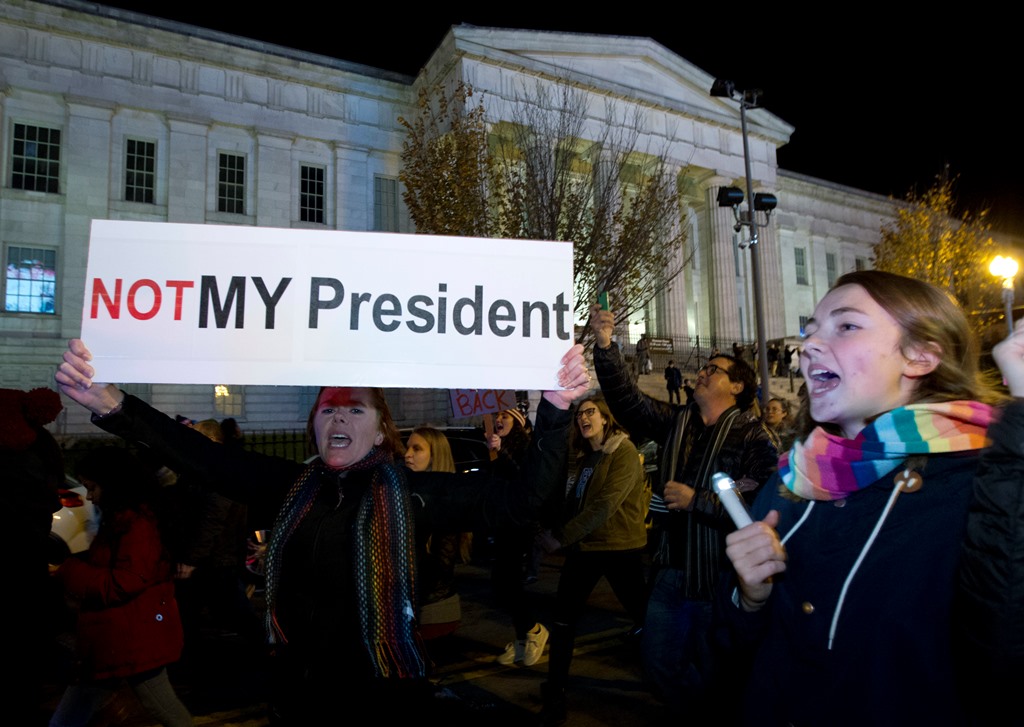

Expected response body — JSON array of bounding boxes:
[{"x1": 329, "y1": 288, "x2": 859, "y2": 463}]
[{"x1": 874, "y1": 173, "x2": 1002, "y2": 340}]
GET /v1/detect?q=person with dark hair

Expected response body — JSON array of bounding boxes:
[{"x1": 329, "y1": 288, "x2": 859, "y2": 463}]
[
  {"x1": 587, "y1": 307, "x2": 778, "y2": 721},
  {"x1": 664, "y1": 360, "x2": 683, "y2": 404},
  {"x1": 49, "y1": 446, "x2": 192, "y2": 727},
  {"x1": 172, "y1": 419, "x2": 263, "y2": 670},
  {"x1": 56, "y1": 339, "x2": 589, "y2": 723},
  {"x1": 488, "y1": 407, "x2": 550, "y2": 667},
  {"x1": 2, "y1": 387, "x2": 65, "y2": 725},
  {"x1": 537, "y1": 396, "x2": 649, "y2": 724},
  {"x1": 219, "y1": 418, "x2": 244, "y2": 450},
  {"x1": 721, "y1": 270, "x2": 1016, "y2": 726},
  {"x1": 683, "y1": 378, "x2": 695, "y2": 405}
]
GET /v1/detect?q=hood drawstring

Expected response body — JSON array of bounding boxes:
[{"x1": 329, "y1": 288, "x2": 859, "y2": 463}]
[{"x1": 780, "y1": 468, "x2": 917, "y2": 652}]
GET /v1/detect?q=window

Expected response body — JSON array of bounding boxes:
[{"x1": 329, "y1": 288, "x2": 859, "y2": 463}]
[
  {"x1": 826, "y1": 252, "x2": 838, "y2": 287},
  {"x1": 213, "y1": 384, "x2": 244, "y2": 418},
  {"x1": 300, "y1": 165, "x2": 325, "y2": 223},
  {"x1": 799, "y1": 315, "x2": 809, "y2": 336},
  {"x1": 297, "y1": 386, "x2": 319, "y2": 421},
  {"x1": 5, "y1": 246, "x2": 56, "y2": 314},
  {"x1": 794, "y1": 247, "x2": 808, "y2": 285},
  {"x1": 855, "y1": 256, "x2": 868, "y2": 271},
  {"x1": 11, "y1": 123, "x2": 61, "y2": 193},
  {"x1": 125, "y1": 139, "x2": 156, "y2": 203},
  {"x1": 374, "y1": 175, "x2": 399, "y2": 232},
  {"x1": 218, "y1": 153, "x2": 246, "y2": 214}
]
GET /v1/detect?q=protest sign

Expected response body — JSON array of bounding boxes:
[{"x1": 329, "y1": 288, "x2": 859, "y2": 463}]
[
  {"x1": 81, "y1": 221, "x2": 573, "y2": 389},
  {"x1": 449, "y1": 389, "x2": 518, "y2": 418}
]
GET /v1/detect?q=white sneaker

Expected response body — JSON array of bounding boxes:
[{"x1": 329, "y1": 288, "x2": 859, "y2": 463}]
[
  {"x1": 523, "y1": 623, "x2": 549, "y2": 666},
  {"x1": 496, "y1": 639, "x2": 525, "y2": 665}
]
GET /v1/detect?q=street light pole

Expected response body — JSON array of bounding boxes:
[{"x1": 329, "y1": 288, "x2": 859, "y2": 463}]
[
  {"x1": 737, "y1": 97, "x2": 772, "y2": 399},
  {"x1": 711, "y1": 80, "x2": 774, "y2": 402}
]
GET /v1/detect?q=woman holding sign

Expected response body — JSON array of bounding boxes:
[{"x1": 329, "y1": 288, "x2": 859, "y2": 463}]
[{"x1": 56, "y1": 339, "x2": 590, "y2": 724}]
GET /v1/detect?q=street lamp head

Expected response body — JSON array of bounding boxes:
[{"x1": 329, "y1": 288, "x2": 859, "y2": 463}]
[
  {"x1": 753, "y1": 192, "x2": 778, "y2": 213},
  {"x1": 717, "y1": 186, "x2": 744, "y2": 208},
  {"x1": 710, "y1": 79, "x2": 736, "y2": 99},
  {"x1": 990, "y1": 255, "x2": 1019, "y2": 281}
]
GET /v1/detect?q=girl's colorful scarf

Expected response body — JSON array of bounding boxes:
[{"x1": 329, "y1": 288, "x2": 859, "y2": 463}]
[
  {"x1": 779, "y1": 400, "x2": 995, "y2": 501},
  {"x1": 264, "y1": 448, "x2": 425, "y2": 679}
]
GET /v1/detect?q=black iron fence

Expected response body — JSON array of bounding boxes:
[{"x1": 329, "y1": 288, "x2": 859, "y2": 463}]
[{"x1": 57, "y1": 430, "x2": 310, "y2": 479}]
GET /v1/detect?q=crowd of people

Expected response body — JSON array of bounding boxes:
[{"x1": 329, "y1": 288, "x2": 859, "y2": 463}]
[{"x1": 13, "y1": 268, "x2": 1024, "y2": 725}]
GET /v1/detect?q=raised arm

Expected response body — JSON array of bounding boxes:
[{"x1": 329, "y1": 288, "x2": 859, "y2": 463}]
[
  {"x1": 588, "y1": 304, "x2": 677, "y2": 444},
  {"x1": 55, "y1": 338, "x2": 124, "y2": 416},
  {"x1": 956, "y1": 319, "x2": 1024, "y2": 712}
]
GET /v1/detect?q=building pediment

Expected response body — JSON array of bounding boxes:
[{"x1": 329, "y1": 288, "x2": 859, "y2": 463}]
[{"x1": 446, "y1": 25, "x2": 793, "y2": 146}]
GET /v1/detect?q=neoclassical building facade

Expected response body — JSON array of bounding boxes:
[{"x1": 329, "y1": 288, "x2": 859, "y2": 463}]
[{"x1": 1, "y1": 1, "x2": 890, "y2": 434}]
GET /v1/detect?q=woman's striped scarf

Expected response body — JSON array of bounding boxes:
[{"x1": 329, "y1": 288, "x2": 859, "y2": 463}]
[
  {"x1": 779, "y1": 400, "x2": 995, "y2": 501},
  {"x1": 264, "y1": 448, "x2": 426, "y2": 679}
]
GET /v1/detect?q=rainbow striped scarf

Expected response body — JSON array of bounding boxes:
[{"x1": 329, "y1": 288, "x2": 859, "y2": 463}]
[
  {"x1": 265, "y1": 449, "x2": 425, "y2": 679},
  {"x1": 779, "y1": 401, "x2": 995, "y2": 501}
]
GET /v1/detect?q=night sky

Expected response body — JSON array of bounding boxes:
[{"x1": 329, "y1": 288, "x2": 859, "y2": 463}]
[{"x1": 87, "y1": 2, "x2": 1024, "y2": 237}]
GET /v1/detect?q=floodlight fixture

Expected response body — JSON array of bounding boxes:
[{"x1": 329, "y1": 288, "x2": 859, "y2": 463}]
[
  {"x1": 710, "y1": 79, "x2": 736, "y2": 99},
  {"x1": 717, "y1": 186, "x2": 745, "y2": 208},
  {"x1": 753, "y1": 193, "x2": 778, "y2": 213}
]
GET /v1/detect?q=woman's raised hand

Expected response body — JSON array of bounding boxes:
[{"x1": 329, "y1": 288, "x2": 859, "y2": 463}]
[
  {"x1": 543, "y1": 344, "x2": 592, "y2": 410},
  {"x1": 724, "y1": 510, "x2": 787, "y2": 612},
  {"x1": 54, "y1": 339, "x2": 124, "y2": 416},
  {"x1": 993, "y1": 318, "x2": 1024, "y2": 397}
]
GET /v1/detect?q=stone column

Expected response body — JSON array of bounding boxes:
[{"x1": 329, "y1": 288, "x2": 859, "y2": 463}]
[
  {"x1": 700, "y1": 178, "x2": 742, "y2": 347},
  {"x1": 754, "y1": 208, "x2": 786, "y2": 339}
]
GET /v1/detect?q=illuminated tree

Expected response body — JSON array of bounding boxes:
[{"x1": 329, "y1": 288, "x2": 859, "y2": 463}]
[
  {"x1": 874, "y1": 173, "x2": 999, "y2": 338},
  {"x1": 398, "y1": 81, "x2": 495, "y2": 238},
  {"x1": 399, "y1": 80, "x2": 691, "y2": 340}
]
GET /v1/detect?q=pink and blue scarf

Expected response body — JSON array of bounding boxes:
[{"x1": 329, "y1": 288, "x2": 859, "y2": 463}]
[{"x1": 779, "y1": 401, "x2": 995, "y2": 501}]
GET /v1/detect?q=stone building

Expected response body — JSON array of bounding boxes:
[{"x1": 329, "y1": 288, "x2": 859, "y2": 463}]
[{"x1": 1, "y1": 0, "x2": 895, "y2": 434}]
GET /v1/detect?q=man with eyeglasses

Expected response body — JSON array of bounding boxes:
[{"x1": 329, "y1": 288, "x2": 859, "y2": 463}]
[{"x1": 588, "y1": 305, "x2": 778, "y2": 723}]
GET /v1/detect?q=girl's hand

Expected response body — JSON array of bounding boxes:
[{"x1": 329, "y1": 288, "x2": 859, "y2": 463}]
[
  {"x1": 724, "y1": 510, "x2": 787, "y2": 611},
  {"x1": 54, "y1": 339, "x2": 124, "y2": 416},
  {"x1": 543, "y1": 344, "x2": 592, "y2": 410},
  {"x1": 486, "y1": 433, "x2": 502, "y2": 452},
  {"x1": 992, "y1": 318, "x2": 1024, "y2": 397}
]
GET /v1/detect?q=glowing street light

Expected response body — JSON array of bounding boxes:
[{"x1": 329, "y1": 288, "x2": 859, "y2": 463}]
[{"x1": 989, "y1": 255, "x2": 1019, "y2": 336}]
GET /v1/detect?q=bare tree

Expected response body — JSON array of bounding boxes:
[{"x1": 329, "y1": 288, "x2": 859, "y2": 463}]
[{"x1": 400, "y1": 80, "x2": 691, "y2": 339}]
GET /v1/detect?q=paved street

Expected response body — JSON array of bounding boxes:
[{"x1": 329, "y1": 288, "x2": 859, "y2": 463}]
[{"x1": 42, "y1": 553, "x2": 667, "y2": 726}]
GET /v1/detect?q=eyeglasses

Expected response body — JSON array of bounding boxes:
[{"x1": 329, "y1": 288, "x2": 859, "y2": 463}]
[
  {"x1": 698, "y1": 363, "x2": 729, "y2": 378},
  {"x1": 576, "y1": 407, "x2": 600, "y2": 420}
]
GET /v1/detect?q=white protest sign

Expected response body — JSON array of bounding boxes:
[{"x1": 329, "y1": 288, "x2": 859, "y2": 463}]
[{"x1": 81, "y1": 221, "x2": 574, "y2": 389}]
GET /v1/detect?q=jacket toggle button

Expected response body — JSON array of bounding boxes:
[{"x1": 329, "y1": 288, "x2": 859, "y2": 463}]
[
  {"x1": 155, "y1": 613, "x2": 164, "y2": 621},
  {"x1": 801, "y1": 602, "x2": 815, "y2": 614}
]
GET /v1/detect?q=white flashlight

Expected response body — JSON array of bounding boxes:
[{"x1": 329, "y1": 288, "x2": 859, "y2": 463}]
[{"x1": 712, "y1": 472, "x2": 753, "y2": 529}]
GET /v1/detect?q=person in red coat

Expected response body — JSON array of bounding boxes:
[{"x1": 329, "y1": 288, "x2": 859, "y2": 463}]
[{"x1": 49, "y1": 447, "x2": 192, "y2": 727}]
